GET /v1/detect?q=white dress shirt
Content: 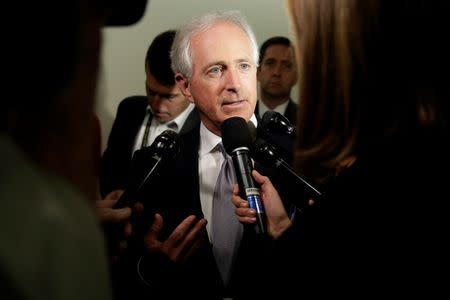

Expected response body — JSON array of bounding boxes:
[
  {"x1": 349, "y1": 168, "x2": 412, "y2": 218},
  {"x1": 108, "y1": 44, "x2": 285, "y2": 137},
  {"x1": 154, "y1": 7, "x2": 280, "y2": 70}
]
[
  {"x1": 257, "y1": 99, "x2": 289, "y2": 118},
  {"x1": 132, "y1": 103, "x2": 195, "y2": 156}
]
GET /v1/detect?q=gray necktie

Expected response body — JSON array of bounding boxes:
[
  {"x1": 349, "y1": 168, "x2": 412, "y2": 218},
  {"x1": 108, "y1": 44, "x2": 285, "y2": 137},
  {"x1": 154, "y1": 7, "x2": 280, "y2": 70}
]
[{"x1": 212, "y1": 144, "x2": 243, "y2": 285}]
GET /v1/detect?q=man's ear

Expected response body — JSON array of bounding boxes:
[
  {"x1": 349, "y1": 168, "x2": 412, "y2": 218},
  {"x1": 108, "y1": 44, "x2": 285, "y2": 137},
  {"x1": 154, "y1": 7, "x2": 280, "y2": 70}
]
[
  {"x1": 256, "y1": 67, "x2": 261, "y2": 81},
  {"x1": 175, "y1": 73, "x2": 194, "y2": 103}
]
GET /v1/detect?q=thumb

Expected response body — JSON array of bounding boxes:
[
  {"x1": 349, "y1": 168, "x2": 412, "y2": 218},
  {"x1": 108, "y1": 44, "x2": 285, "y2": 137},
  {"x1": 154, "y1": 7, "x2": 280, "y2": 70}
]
[
  {"x1": 110, "y1": 207, "x2": 132, "y2": 223},
  {"x1": 251, "y1": 169, "x2": 266, "y2": 185},
  {"x1": 99, "y1": 207, "x2": 131, "y2": 223},
  {"x1": 148, "y1": 213, "x2": 163, "y2": 239}
]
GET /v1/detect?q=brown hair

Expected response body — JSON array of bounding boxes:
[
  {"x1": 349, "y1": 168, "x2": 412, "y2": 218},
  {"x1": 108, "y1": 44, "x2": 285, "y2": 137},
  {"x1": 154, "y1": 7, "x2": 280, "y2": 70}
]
[{"x1": 286, "y1": 0, "x2": 449, "y2": 184}]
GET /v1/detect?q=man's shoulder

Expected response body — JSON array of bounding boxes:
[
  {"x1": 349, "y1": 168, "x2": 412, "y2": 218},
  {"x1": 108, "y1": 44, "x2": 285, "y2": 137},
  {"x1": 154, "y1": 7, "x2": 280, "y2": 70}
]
[{"x1": 117, "y1": 95, "x2": 147, "y2": 111}]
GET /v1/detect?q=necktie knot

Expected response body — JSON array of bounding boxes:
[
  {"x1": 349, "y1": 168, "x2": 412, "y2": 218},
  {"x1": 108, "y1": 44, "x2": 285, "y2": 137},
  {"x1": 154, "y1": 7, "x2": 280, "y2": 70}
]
[{"x1": 167, "y1": 121, "x2": 178, "y2": 131}]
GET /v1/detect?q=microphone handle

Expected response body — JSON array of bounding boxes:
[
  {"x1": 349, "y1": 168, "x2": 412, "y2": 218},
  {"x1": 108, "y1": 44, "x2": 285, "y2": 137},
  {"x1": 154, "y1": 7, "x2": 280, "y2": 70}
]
[
  {"x1": 277, "y1": 159, "x2": 322, "y2": 198},
  {"x1": 232, "y1": 149, "x2": 266, "y2": 235},
  {"x1": 113, "y1": 155, "x2": 162, "y2": 208}
]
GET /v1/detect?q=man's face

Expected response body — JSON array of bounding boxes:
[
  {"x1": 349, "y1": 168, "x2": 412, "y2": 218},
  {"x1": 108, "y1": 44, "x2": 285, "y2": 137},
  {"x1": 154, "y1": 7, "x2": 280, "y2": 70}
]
[
  {"x1": 145, "y1": 67, "x2": 190, "y2": 123},
  {"x1": 257, "y1": 44, "x2": 298, "y2": 100},
  {"x1": 176, "y1": 21, "x2": 257, "y2": 136}
]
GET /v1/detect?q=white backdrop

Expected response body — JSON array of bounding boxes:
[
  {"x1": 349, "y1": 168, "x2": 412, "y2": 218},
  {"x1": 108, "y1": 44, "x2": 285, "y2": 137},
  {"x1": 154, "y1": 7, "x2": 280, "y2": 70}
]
[{"x1": 96, "y1": 0, "x2": 297, "y2": 151}]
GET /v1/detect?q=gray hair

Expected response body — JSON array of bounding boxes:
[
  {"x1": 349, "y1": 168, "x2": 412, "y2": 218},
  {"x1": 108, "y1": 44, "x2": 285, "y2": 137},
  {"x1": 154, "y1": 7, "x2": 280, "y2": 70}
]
[{"x1": 170, "y1": 10, "x2": 259, "y2": 79}]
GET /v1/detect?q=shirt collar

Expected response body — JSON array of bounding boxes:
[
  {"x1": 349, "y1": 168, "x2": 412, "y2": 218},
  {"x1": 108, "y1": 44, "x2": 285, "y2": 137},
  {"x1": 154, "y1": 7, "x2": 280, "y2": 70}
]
[
  {"x1": 198, "y1": 114, "x2": 258, "y2": 157},
  {"x1": 258, "y1": 99, "x2": 290, "y2": 117},
  {"x1": 146, "y1": 103, "x2": 195, "y2": 129}
]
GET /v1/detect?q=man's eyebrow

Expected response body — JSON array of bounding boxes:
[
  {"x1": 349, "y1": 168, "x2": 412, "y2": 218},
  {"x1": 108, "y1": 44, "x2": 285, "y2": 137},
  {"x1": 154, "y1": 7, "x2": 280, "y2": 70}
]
[{"x1": 202, "y1": 60, "x2": 226, "y2": 72}]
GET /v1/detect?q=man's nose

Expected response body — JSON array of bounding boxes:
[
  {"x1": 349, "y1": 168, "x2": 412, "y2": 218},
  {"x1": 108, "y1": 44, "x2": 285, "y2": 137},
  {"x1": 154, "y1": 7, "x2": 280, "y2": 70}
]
[{"x1": 224, "y1": 68, "x2": 241, "y2": 93}]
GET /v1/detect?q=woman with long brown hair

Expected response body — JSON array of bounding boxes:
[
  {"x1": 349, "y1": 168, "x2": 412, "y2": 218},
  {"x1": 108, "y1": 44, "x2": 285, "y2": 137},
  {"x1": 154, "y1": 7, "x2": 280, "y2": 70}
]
[{"x1": 233, "y1": 0, "x2": 449, "y2": 296}]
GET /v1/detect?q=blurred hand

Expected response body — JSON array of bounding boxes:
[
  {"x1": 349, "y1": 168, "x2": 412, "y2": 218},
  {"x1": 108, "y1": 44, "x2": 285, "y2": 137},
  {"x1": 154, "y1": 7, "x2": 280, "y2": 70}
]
[
  {"x1": 143, "y1": 214, "x2": 207, "y2": 264},
  {"x1": 95, "y1": 189, "x2": 134, "y2": 259},
  {"x1": 95, "y1": 190, "x2": 132, "y2": 226}
]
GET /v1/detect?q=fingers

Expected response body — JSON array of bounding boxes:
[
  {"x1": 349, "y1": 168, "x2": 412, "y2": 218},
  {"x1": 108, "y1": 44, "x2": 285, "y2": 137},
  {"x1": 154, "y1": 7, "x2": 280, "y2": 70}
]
[
  {"x1": 101, "y1": 190, "x2": 125, "y2": 205},
  {"x1": 231, "y1": 185, "x2": 247, "y2": 208},
  {"x1": 176, "y1": 218, "x2": 207, "y2": 261},
  {"x1": 95, "y1": 198, "x2": 116, "y2": 208},
  {"x1": 144, "y1": 214, "x2": 164, "y2": 250},
  {"x1": 96, "y1": 206, "x2": 132, "y2": 223},
  {"x1": 232, "y1": 184, "x2": 239, "y2": 195},
  {"x1": 181, "y1": 230, "x2": 206, "y2": 264},
  {"x1": 232, "y1": 184, "x2": 256, "y2": 223},
  {"x1": 133, "y1": 202, "x2": 144, "y2": 215},
  {"x1": 143, "y1": 214, "x2": 208, "y2": 264},
  {"x1": 235, "y1": 205, "x2": 256, "y2": 224},
  {"x1": 165, "y1": 215, "x2": 197, "y2": 249},
  {"x1": 123, "y1": 222, "x2": 133, "y2": 238}
]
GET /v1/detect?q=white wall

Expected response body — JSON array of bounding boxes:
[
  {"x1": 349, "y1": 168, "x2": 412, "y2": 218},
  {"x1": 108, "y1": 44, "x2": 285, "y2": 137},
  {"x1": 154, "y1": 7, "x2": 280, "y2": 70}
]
[{"x1": 96, "y1": 0, "x2": 296, "y2": 151}]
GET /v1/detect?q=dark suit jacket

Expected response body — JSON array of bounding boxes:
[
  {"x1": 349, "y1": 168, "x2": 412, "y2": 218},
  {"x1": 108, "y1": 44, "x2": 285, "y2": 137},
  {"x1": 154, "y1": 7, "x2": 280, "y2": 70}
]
[
  {"x1": 99, "y1": 96, "x2": 200, "y2": 198},
  {"x1": 123, "y1": 124, "x2": 297, "y2": 300}
]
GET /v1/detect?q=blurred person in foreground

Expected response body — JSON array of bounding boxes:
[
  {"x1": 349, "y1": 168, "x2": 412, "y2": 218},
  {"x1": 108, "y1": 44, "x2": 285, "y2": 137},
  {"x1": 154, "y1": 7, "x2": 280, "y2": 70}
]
[
  {"x1": 0, "y1": 0, "x2": 147, "y2": 299},
  {"x1": 233, "y1": 0, "x2": 449, "y2": 297}
]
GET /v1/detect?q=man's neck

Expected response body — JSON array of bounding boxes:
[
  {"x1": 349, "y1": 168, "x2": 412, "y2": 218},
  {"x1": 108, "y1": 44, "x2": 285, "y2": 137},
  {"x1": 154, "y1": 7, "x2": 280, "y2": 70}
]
[{"x1": 260, "y1": 94, "x2": 290, "y2": 110}]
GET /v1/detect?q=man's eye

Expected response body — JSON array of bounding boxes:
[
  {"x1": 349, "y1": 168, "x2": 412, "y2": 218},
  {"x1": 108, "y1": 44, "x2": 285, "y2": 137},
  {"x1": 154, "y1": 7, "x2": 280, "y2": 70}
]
[
  {"x1": 264, "y1": 60, "x2": 275, "y2": 66},
  {"x1": 283, "y1": 62, "x2": 293, "y2": 69},
  {"x1": 208, "y1": 66, "x2": 222, "y2": 76},
  {"x1": 240, "y1": 63, "x2": 251, "y2": 71}
]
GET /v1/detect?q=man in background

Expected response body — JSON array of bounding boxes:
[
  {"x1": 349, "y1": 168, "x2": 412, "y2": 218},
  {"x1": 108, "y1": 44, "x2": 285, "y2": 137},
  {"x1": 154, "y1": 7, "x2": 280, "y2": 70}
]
[
  {"x1": 100, "y1": 29, "x2": 199, "y2": 198},
  {"x1": 255, "y1": 36, "x2": 298, "y2": 125}
]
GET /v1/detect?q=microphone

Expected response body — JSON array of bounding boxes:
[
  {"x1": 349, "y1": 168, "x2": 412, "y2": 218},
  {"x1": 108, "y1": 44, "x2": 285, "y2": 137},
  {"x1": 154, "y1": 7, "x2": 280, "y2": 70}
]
[
  {"x1": 260, "y1": 110, "x2": 295, "y2": 137},
  {"x1": 252, "y1": 138, "x2": 322, "y2": 206},
  {"x1": 113, "y1": 129, "x2": 180, "y2": 208},
  {"x1": 258, "y1": 111, "x2": 296, "y2": 164},
  {"x1": 222, "y1": 117, "x2": 266, "y2": 235}
]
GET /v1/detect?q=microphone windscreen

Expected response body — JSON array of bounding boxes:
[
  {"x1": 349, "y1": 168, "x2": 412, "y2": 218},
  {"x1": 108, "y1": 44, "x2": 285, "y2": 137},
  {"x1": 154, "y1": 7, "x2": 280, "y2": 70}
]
[
  {"x1": 152, "y1": 129, "x2": 180, "y2": 158},
  {"x1": 260, "y1": 110, "x2": 294, "y2": 136},
  {"x1": 221, "y1": 117, "x2": 253, "y2": 154},
  {"x1": 261, "y1": 110, "x2": 277, "y2": 128}
]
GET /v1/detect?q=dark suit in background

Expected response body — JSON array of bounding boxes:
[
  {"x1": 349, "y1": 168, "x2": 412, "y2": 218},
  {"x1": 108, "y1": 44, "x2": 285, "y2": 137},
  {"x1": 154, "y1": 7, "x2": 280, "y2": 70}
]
[{"x1": 99, "y1": 96, "x2": 199, "y2": 198}]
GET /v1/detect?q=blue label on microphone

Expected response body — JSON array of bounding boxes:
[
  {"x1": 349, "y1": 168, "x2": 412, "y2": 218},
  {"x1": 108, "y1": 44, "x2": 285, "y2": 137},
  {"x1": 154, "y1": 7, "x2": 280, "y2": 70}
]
[{"x1": 245, "y1": 188, "x2": 265, "y2": 214}]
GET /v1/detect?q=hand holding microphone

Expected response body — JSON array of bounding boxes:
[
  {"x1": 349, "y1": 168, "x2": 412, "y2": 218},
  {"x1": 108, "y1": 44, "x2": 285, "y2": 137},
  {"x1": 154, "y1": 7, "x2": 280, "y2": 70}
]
[{"x1": 221, "y1": 117, "x2": 266, "y2": 235}]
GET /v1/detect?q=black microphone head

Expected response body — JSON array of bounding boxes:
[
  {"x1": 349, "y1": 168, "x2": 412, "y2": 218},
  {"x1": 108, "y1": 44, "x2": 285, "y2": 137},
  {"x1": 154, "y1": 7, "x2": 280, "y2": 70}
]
[
  {"x1": 221, "y1": 117, "x2": 253, "y2": 154},
  {"x1": 261, "y1": 110, "x2": 295, "y2": 136},
  {"x1": 151, "y1": 129, "x2": 180, "y2": 158},
  {"x1": 252, "y1": 139, "x2": 280, "y2": 168}
]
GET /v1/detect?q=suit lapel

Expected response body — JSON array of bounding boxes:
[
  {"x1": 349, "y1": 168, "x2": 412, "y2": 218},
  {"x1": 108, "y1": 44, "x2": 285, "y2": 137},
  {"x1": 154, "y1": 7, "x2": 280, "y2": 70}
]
[{"x1": 179, "y1": 107, "x2": 200, "y2": 135}]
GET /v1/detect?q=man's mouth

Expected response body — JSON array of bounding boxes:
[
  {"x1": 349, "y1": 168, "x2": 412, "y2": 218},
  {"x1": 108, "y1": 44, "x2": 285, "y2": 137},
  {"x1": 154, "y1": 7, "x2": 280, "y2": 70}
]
[{"x1": 222, "y1": 99, "x2": 246, "y2": 107}]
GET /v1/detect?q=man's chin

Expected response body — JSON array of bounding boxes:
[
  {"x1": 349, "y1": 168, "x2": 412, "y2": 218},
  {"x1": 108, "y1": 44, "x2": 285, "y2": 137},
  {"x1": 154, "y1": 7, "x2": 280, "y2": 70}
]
[{"x1": 155, "y1": 115, "x2": 170, "y2": 123}]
